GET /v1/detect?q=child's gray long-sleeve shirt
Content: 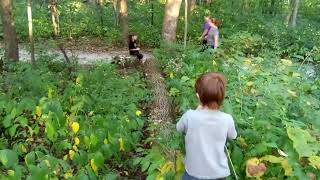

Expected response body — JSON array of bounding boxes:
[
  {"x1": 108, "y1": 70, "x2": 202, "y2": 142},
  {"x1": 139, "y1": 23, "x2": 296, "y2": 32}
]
[{"x1": 176, "y1": 109, "x2": 237, "y2": 179}]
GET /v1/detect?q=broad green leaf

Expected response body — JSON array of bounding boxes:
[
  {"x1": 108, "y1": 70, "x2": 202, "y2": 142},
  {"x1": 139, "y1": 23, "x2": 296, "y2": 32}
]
[
  {"x1": 73, "y1": 151, "x2": 88, "y2": 167},
  {"x1": 9, "y1": 124, "x2": 18, "y2": 137},
  {"x1": 261, "y1": 155, "x2": 292, "y2": 176},
  {"x1": 25, "y1": 152, "x2": 36, "y2": 167},
  {"x1": 27, "y1": 165, "x2": 48, "y2": 180},
  {"x1": 287, "y1": 127, "x2": 319, "y2": 157},
  {"x1": 93, "y1": 151, "x2": 105, "y2": 168},
  {"x1": 45, "y1": 122, "x2": 56, "y2": 142},
  {"x1": 0, "y1": 149, "x2": 19, "y2": 168},
  {"x1": 231, "y1": 145, "x2": 243, "y2": 166},
  {"x1": 76, "y1": 170, "x2": 90, "y2": 180},
  {"x1": 141, "y1": 160, "x2": 150, "y2": 172},
  {"x1": 90, "y1": 134, "x2": 98, "y2": 146},
  {"x1": 3, "y1": 114, "x2": 14, "y2": 128},
  {"x1": 16, "y1": 116, "x2": 28, "y2": 127}
]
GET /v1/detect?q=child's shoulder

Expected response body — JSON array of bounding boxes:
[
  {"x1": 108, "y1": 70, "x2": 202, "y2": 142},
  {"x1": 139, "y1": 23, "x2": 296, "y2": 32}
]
[{"x1": 189, "y1": 109, "x2": 233, "y2": 119}]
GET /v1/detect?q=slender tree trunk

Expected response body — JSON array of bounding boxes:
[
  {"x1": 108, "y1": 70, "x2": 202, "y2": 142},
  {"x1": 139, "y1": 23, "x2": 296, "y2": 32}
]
[
  {"x1": 162, "y1": 0, "x2": 182, "y2": 43},
  {"x1": 205, "y1": 0, "x2": 212, "y2": 5},
  {"x1": 113, "y1": 0, "x2": 119, "y2": 26},
  {"x1": 27, "y1": 0, "x2": 35, "y2": 64},
  {"x1": 50, "y1": 0, "x2": 70, "y2": 63},
  {"x1": 150, "y1": 0, "x2": 154, "y2": 25},
  {"x1": 98, "y1": 0, "x2": 104, "y2": 27},
  {"x1": 183, "y1": 0, "x2": 188, "y2": 49},
  {"x1": 190, "y1": 0, "x2": 196, "y2": 12},
  {"x1": 287, "y1": 0, "x2": 299, "y2": 28},
  {"x1": 0, "y1": 0, "x2": 19, "y2": 61},
  {"x1": 50, "y1": 0, "x2": 59, "y2": 35},
  {"x1": 118, "y1": 0, "x2": 128, "y2": 46}
]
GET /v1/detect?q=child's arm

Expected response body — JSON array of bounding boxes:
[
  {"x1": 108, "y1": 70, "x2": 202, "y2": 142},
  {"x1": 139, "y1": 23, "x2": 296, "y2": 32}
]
[
  {"x1": 176, "y1": 111, "x2": 190, "y2": 133},
  {"x1": 227, "y1": 118, "x2": 237, "y2": 140},
  {"x1": 214, "y1": 34, "x2": 219, "y2": 49},
  {"x1": 128, "y1": 42, "x2": 140, "y2": 51},
  {"x1": 129, "y1": 48, "x2": 140, "y2": 51}
]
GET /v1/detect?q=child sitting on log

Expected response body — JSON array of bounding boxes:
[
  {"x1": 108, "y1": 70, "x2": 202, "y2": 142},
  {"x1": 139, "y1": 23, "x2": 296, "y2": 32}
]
[
  {"x1": 176, "y1": 72, "x2": 237, "y2": 180},
  {"x1": 128, "y1": 34, "x2": 145, "y2": 64}
]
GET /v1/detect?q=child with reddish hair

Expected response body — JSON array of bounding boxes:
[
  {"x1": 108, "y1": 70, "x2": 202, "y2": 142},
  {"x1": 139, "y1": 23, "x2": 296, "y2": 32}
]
[
  {"x1": 177, "y1": 73, "x2": 237, "y2": 180},
  {"x1": 128, "y1": 34, "x2": 145, "y2": 63}
]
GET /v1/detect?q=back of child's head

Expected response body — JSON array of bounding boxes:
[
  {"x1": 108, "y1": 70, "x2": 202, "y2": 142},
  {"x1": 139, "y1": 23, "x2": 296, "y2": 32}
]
[
  {"x1": 210, "y1": 18, "x2": 221, "y2": 27},
  {"x1": 195, "y1": 73, "x2": 226, "y2": 109},
  {"x1": 128, "y1": 34, "x2": 136, "y2": 43}
]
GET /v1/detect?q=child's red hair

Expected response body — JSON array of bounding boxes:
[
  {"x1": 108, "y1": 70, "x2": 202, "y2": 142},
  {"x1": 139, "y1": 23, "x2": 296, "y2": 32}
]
[{"x1": 195, "y1": 73, "x2": 226, "y2": 109}]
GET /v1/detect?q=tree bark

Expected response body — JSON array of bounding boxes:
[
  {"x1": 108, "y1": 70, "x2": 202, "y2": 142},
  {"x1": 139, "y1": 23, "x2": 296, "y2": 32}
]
[
  {"x1": 50, "y1": 0, "x2": 59, "y2": 35},
  {"x1": 205, "y1": 0, "x2": 212, "y2": 5},
  {"x1": 287, "y1": 0, "x2": 299, "y2": 28},
  {"x1": 183, "y1": 0, "x2": 188, "y2": 49},
  {"x1": 27, "y1": 0, "x2": 35, "y2": 64},
  {"x1": 162, "y1": 0, "x2": 182, "y2": 43},
  {"x1": 150, "y1": 0, "x2": 154, "y2": 25},
  {"x1": 0, "y1": 0, "x2": 19, "y2": 61},
  {"x1": 118, "y1": 0, "x2": 128, "y2": 46},
  {"x1": 98, "y1": 0, "x2": 104, "y2": 27},
  {"x1": 190, "y1": 0, "x2": 196, "y2": 12},
  {"x1": 113, "y1": 0, "x2": 119, "y2": 26},
  {"x1": 50, "y1": 0, "x2": 70, "y2": 63}
]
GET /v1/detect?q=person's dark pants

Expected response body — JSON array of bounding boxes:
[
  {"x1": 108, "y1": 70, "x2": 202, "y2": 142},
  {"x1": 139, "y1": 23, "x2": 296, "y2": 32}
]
[
  {"x1": 200, "y1": 39, "x2": 209, "y2": 52},
  {"x1": 131, "y1": 51, "x2": 143, "y2": 60},
  {"x1": 182, "y1": 171, "x2": 226, "y2": 180}
]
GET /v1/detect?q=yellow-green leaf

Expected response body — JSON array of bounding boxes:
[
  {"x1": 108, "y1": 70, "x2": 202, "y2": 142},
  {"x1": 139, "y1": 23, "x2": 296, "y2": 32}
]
[
  {"x1": 36, "y1": 106, "x2": 42, "y2": 117},
  {"x1": 103, "y1": 138, "x2": 108, "y2": 145},
  {"x1": 69, "y1": 150, "x2": 75, "y2": 159},
  {"x1": 74, "y1": 137, "x2": 80, "y2": 146},
  {"x1": 309, "y1": 156, "x2": 320, "y2": 169},
  {"x1": 119, "y1": 137, "x2": 125, "y2": 151},
  {"x1": 261, "y1": 155, "x2": 292, "y2": 176},
  {"x1": 90, "y1": 159, "x2": 98, "y2": 175},
  {"x1": 136, "y1": 110, "x2": 142, "y2": 116},
  {"x1": 175, "y1": 152, "x2": 184, "y2": 176},
  {"x1": 71, "y1": 122, "x2": 80, "y2": 134},
  {"x1": 246, "y1": 158, "x2": 265, "y2": 178}
]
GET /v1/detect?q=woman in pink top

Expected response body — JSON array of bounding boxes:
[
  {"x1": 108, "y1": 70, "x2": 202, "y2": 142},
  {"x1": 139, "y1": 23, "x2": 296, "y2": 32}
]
[{"x1": 199, "y1": 16, "x2": 211, "y2": 52}]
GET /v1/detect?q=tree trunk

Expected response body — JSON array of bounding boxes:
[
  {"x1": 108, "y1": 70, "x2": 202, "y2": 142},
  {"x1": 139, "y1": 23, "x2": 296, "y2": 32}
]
[
  {"x1": 205, "y1": 0, "x2": 212, "y2": 5},
  {"x1": 98, "y1": 0, "x2": 104, "y2": 27},
  {"x1": 150, "y1": 0, "x2": 154, "y2": 25},
  {"x1": 183, "y1": 0, "x2": 188, "y2": 49},
  {"x1": 50, "y1": 0, "x2": 70, "y2": 63},
  {"x1": 50, "y1": 0, "x2": 59, "y2": 35},
  {"x1": 162, "y1": 0, "x2": 182, "y2": 43},
  {"x1": 27, "y1": 0, "x2": 35, "y2": 64},
  {"x1": 190, "y1": 0, "x2": 196, "y2": 12},
  {"x1": 287, "y1": 0, "x2": 299, "y2": 28},
  {"x1": 118, "y1": 0, "x2": 128, "y2": 46},
  {"x1": 0, "y1": 0, "x2": 19, "y2": 61},
  {"x1": 113, "y1": 0, "x2": 119, "y2": 26}
]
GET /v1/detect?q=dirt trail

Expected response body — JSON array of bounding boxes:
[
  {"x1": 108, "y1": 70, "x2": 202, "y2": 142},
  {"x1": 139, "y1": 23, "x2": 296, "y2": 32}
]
[
  {"x1": 18, "y1": 48, "x2": 153, "y2": 64},
  {"x1": 0, "y1": 39, "x2": 153, "y2": 64}
]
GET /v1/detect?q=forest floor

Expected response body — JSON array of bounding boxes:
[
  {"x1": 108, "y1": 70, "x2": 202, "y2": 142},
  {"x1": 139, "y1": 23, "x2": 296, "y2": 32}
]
[{"x1": 1, "y1": 38, "x2": 154, "y2": 64}]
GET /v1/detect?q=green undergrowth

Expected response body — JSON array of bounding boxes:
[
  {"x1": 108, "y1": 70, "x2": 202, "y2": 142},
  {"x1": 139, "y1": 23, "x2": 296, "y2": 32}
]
[
  {"x1": 0, "y1": 59, "x2": 150, "y2": 179},
  {"x1": 138, "y1": 32, "x2": 320, "y2": 179}
]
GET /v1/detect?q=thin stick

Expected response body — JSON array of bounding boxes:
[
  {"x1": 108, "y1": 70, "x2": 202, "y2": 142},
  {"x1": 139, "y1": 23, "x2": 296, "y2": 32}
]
[{"x1": 225, "y1": 145, "x2": 239, "y2": 180}]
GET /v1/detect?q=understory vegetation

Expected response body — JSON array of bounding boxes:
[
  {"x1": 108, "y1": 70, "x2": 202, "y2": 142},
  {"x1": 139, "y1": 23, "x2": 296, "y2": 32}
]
[{"x1": 0, "y1": 60, "x2": 149, "y2": 179}]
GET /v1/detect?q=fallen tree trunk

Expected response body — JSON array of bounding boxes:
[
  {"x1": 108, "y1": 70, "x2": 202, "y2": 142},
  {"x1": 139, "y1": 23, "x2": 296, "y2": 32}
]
[{"x1": 143, "y1": 58, "x2": 174, "y2": 131}]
